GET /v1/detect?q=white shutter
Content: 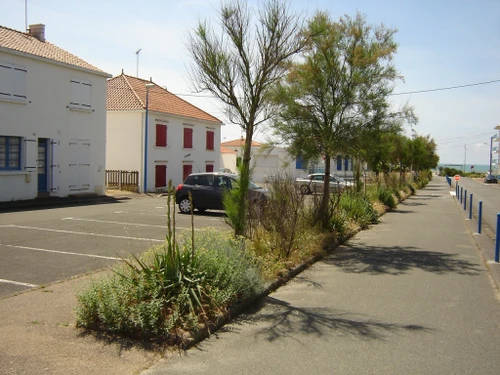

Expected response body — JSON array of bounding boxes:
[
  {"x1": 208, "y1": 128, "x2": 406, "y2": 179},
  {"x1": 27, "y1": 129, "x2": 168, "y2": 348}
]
[
  {"x1": 24, "y1": 138, "x2": 37, "y2": 171},
  {"x1": 68, "y1": 141, "x2": 79, "y2": 190},
  {"x1": 12, "y1": 65, "x2": 27, "y2": 101},
  {"x1": 70, "y1": 79, "x2": 80, "y2": 107},
  {"x1": 80, "y1": 141, "x2": 90, "y2": 189},
  {"x1": 50, "y1": 139, "x2": 60, "y2": 193},
  {"x1": 81, "y1": 80, "x2": 91, "y2": 109},
  {"x1": 0, "y1": 62, "x2": 13, "y2": 99}
]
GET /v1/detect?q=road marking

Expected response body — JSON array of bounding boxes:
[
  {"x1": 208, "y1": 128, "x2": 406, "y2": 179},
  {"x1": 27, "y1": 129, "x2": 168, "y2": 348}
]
[
  {"x1": 0, "y1": 224, "x2": 164, "y2": 242},
  {"x1": 0, "y1": 243, "x2": 121, "y2": 260},
  {"x1": 61, "y1": 217, "x2": 194, "y2": 230},
  {"x1": 0, "y1": 278, "x2": 38, "y2": 288},
  {"x1": 449, "y1": 192, "x2": 456, "y2": 196},
  {"x1": 131, "y1": 212, "x2": 224, "y2": 222}
]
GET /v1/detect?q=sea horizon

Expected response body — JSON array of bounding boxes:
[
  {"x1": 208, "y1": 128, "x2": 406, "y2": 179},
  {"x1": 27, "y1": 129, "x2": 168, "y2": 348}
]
[{"x1": 438, "y1": 163, "x2": 491, "y2": 173}]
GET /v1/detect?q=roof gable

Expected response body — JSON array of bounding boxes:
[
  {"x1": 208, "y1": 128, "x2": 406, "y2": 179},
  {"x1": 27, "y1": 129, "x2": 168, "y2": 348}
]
[
  {"x1": 221, "y1": 138, "x2": 262, "y2": 147},
  {"x1": 107, "y1": 74, "x2": 222, "y2": 124},
  {"x1": 0, "y1": 25, "x2": 107, "y2": 75}
]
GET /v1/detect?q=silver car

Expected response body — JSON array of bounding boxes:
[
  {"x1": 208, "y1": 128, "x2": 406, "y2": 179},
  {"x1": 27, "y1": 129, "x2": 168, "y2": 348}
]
[{"x1": 296, "y1": 173, "x2": 353, "y2": 194}]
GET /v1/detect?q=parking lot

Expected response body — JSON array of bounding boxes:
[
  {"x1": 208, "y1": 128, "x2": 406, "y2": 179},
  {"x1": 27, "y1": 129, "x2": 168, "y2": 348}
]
[{"x1": 0, "y1": 196, "x2": 231, "y2": 299}]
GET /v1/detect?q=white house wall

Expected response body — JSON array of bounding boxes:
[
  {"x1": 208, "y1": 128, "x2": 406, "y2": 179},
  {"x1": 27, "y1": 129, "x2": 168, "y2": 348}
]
[
  {"x1": 106, "y1": 110, "x2": 221, "y2": 192},
  {"x1": 0, "y1": 51, "x2": 107, "y2": 202}
]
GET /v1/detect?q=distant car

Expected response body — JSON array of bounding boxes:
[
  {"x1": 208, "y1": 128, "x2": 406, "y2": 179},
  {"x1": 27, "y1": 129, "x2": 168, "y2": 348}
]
[
  {"x1": 484, "y1": 174, "x2": 498, "y2": 184},
  {"x1": 295, "y1": 173, "x2": 353, "y2": 194},
  {"x1": 219, "y1": 168, "x2": 233, "y2": 174},
  {"x1": 175, "y1": 172, "x2": 266, "y2": 213}
]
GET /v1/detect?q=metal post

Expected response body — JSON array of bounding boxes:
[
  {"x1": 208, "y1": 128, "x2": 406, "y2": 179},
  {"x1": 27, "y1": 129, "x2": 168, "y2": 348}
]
[
  {"x1": 460, "y1": 187, "x2": 463, "y2": 204},
  {"x1": 495, "y1": 213, "x2": 500, "y2": 263},
  {"x1": 478, "y1": 201, "x2": 483, "y2": 234},
  {"x1": 464, "y1": 189, "x2": 467, "y2": 210},
  {"x1": 469, "y1": 193, "x2": 473, "y2": 220}
]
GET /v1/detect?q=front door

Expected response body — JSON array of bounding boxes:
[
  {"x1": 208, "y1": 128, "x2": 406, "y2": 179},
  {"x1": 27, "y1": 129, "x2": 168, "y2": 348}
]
[{"x1": 37, "y1": 138, "x2": 48, "y2": 193}]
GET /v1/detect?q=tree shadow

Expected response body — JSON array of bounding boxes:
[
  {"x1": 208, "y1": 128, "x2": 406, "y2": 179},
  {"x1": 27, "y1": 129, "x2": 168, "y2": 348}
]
[
  {"x1": 237, "y1": 297, "x2": 431, "y2": 343},
  {"x1": 324, "y1": 244, "x2": 483, "y2": 276}
]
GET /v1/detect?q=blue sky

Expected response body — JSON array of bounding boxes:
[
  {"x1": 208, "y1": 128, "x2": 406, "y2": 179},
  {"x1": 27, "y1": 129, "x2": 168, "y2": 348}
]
[{"x1": 2, "y1": 0, "x2": 499, "y2": 165}]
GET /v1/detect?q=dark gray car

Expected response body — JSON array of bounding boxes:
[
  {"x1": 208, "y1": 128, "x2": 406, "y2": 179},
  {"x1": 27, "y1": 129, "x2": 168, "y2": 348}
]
[{"x1": 175, "y1": 172, "x2": 266, "y2": 213}]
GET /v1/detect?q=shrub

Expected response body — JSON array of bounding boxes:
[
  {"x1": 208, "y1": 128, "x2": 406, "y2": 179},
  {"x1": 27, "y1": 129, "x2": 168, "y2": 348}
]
[
  {"x1": 339, "y1": 192, "x2": 378, "y2": 228},
  {"x1": 376, "y1": 186, "x2": 397, "y2": 209}
]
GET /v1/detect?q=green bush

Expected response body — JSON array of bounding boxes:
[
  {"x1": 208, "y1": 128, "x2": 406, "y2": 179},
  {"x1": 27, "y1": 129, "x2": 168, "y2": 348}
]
[
  {"x1": 339, "y1": 192, "x2": 379, "y2": 228},
  {"x1": 76, "y1": 231, "x2": 264, "y2": 340},
  {"x1": 377, "y1": 186, "x2": 397, "y2": 209}
]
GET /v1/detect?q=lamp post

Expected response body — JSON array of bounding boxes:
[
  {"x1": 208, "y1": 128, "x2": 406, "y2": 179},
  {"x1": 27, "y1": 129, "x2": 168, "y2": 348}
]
[
  {"x1": 135, "y1": 49, "x2": 142, "y2": 78},
  {"x1": 144, "y1": 83, "x2": 155, "y2": 193}
]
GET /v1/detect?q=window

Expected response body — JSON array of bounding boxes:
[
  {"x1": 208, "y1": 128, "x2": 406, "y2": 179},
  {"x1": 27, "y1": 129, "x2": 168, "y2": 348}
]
[
  {"x1": 206, "y1": 130, "x2": 215, "y2": 150},
  {"x1": 205, "y1": 164, "x2": 214, "y2": 172},
  {"x1": 155, "y1": 165, "x2": 167, "y2": 188},
  {"x1": 183, "y1": 128, "x2": 193, "y2": 149},
  {"x1": 336, "y1": 155, "x2": 342, "y2": 171},
  {"x1": 183, "y1": 164, "x2": 193, "y2": 181},
  {"x1": 0, "y1": 136, "x2": 21, "y2": 170},
  {"x1": 69, "y1": 78, "x2": 92, "y2": 110},
  {"x1": 193, "y1": 174, "x2": 214, "y2": 186},
  {"x1": 0, "y1": 61, "x2": 27, "y2": 103},
  {"x1": 156, "y1": 124, "x2": 167, "y2": 147}
]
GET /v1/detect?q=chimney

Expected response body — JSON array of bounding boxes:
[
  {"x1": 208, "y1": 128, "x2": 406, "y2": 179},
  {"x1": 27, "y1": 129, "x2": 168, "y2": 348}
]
[{"x1": 28, "y1": 24, "x2": 45, "y2": 42}]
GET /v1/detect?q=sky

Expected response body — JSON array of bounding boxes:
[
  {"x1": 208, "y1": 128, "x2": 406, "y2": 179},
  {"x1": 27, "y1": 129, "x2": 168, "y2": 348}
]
[{"x1": 1, "y1": 0, "x2": 500, "y2": 166}]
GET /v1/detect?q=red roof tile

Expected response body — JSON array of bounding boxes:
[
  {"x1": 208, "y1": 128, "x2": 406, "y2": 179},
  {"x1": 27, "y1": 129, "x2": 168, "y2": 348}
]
[
  {"x1": 221, "y1": 138, "x2": 262, "y2": 147},
  {"x1": 0, "y1": 25, "x2": 107, "y2": 75},
  {"x1": 107, "y1": 74, "x2": 222, "y2": 124},
  {"x1": 221, "y1": 146, "x2": 238, "y2": 154}
]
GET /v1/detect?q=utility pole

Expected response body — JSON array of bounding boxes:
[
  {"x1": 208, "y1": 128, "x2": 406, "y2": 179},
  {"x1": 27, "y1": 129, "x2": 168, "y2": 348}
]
[
  {"x1": 135, "y1": 49, "x2": 142, "y2": 78},
  {"x1": 463, "y1": 144, "x2": 467, "y2": 173}
]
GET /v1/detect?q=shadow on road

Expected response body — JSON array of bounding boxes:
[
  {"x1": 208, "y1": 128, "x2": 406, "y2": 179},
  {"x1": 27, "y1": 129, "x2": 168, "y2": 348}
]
[
  {"x1": 235, "y1": 297, "x2": 431, "y2": 343},
  {"x1": 324, "y1": 244, "x2": 483, "y2": 276}
]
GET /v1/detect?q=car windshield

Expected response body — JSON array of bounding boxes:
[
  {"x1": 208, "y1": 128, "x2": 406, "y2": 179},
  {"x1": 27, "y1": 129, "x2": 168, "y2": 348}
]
[{"x1": 230, "y1": 177, "x2": 262, "y2": 190}]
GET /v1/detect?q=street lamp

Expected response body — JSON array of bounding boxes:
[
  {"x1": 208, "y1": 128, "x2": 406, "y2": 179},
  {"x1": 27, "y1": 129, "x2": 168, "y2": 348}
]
[
  {"x1": 135, "y1": 49, "x2": 142, "y2": 77},
  {"x1": 144, "y1": 83, "x2": 155, "y2": 193}
]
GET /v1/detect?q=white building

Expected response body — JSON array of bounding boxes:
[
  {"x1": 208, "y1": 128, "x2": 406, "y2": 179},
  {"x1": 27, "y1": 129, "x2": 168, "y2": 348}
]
[
  {"x1": 0, "y1": 24, "x2": 110, "y2": 202},
  {"x1": 220, "y1": 138, "x2": 354, "y2": 183},
  {"x1": 106, "y1": 73, "x2": 223, "y2": 192}
]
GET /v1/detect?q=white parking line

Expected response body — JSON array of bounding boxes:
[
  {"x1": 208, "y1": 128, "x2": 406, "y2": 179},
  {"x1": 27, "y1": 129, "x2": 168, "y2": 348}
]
[
  {"x1": 61, "y1": 217, "x2": 193, "y2": 230},
  {"x1": 0, "y1": 224, "x2": 164, "y2": 242},
  {"x1": 0, "y1": 278, "x2": 38, "y2": 288},
  {"x1": 129, "y1": 212, "x2": 224, "y2": 221},
  {"x1": 0, "y1": 243, "x2": 121, "y2": 260}
]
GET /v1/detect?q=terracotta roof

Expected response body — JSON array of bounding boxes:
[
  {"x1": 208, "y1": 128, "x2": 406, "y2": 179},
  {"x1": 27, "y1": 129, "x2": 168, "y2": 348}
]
[
  {"x1": 221, "y1": 138, "x2": 262, "y2": 147},
  {"x1": 107, "y1": 74, "x2": 222, "y2": 124},
  {"x1": 221, "y1": 146, "x2": 238, "y2": 154},
  {"x1": 0, "y1": 25, "x2": 107, "y2": 75}
]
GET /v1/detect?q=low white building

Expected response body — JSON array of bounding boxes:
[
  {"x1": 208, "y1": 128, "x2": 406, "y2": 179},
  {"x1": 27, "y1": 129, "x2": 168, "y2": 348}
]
[
  {"x1": 0, "y1": 24, "x2": 110, "y2": 202},
  {"x1": 106, "y1": 73, "x2": 223, "y2": 192},
  {"x1": 220, "y1": 138, "x2": 354, "y2": 183}
]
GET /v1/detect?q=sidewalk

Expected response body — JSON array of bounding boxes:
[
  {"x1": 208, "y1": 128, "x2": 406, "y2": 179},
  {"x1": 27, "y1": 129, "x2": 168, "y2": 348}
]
[{"x1": 2, "y1": 179, "x2": 500, "y2": 374}]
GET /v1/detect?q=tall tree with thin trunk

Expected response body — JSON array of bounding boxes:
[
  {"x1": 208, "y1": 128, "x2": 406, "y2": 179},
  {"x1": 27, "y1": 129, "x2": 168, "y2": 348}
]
[
  {"x1": 271, "y1": 12, "x2": 408, "y2": 229},
  {"x1": 187, "y1": 0, "x2": 307, "y2": 236}
]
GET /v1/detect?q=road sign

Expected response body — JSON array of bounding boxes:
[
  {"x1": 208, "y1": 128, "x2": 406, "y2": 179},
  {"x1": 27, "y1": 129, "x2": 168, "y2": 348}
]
[{"x1": 454, "y1": 175, "x2": 461, "y2": 181}]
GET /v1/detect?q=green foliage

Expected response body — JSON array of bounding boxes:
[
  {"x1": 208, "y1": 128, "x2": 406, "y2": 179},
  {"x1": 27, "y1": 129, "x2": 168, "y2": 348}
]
[
  {"x1": 339, "y1": 192, "x2": 379, "y2": 228},
  {"x1": 376, "y1": 186, "x2": 397, "y2": 209}
]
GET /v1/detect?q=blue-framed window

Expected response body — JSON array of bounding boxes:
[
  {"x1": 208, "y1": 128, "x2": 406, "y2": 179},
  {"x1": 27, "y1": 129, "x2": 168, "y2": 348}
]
[{"x1": 0, "y1": 136, "x2": 21, "y2": 170}]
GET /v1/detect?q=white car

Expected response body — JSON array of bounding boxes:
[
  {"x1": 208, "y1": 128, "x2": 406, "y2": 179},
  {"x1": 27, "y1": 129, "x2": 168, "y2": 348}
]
[{"x1": 295, "y1": 173, "x2": 353, "y2": 194}]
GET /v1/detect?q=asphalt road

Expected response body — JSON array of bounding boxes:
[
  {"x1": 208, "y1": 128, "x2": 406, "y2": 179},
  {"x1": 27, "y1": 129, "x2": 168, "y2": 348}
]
[
  {"x1": 453, "y1": 177, "x2": 500, "y2": 236},
  {"x1": 0, "y1": 196, "x2": 231, "y2": 299}
]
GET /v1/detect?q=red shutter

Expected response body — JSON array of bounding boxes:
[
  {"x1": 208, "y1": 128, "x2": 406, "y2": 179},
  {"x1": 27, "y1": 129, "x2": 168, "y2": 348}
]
[
  {"x1": 183, "y1": 164, "x2": 193, "y2": 181},
  {"x1": 206, "y1": 131, "x2": 214, "y2": 150},
  {"x1": 156, "y1": 124, "x2": 167, "y2": 147},
  {"x1": 206, "y1": 164, "x2": 214, "y2": 172},
  {"x1": 183, "y1": 128, "x2": 193, "y2": 148},
  {"x1": 155, "y1": 165, "x2": 167, "y2": 188}
]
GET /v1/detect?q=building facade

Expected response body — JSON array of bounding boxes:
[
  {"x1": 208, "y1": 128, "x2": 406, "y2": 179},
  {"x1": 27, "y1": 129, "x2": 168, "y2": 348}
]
[{"x1": 0, "y1": 24, "x2": 110, "y2": 202}]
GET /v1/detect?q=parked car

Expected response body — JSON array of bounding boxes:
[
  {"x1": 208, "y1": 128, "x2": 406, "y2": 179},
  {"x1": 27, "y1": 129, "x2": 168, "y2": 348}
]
[
  {"x1": 295, "y1": 173, "x2": 353, "y2": 194},
  {"x1": 484, "y1": 174, "x2": 498, "y2": 184},
  {"x1": 175, "y1": 172, "x2": 266, "y2": 213}
]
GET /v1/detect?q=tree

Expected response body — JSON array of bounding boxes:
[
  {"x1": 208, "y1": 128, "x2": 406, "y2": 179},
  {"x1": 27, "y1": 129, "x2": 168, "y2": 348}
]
[
  {"x1": 271, "y1": 12, "x2": 408, "y2": 229},
  {"x1": 187, "y1": 0, "x2": 307, "y2": 236}
]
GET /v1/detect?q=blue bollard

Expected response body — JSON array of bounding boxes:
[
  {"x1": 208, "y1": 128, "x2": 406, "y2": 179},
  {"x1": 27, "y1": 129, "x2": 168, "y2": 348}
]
[
  {"x1": 456, "y1": 183, "x2": 459, "y2": 197},
  {"x1": 495, "y1": 213, "x2": 500, "y2": 263},
  {"x1": 460, "y1": 187, "x2": 463, "y2": 204},
  {"x1": 478, "y1": 201, "x2": 483, "y2": 234},
  {"x1": 469, "y1": 193, "x2": 473, "y2": 220},
  {"x1": 464, "y1": 189, "x2": 467, "y2": 210}
]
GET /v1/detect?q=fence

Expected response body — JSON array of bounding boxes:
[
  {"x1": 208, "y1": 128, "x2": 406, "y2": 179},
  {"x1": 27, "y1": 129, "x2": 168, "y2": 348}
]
[{"x1": 105, "y1": 170, "x2": 139, "y2": 192}]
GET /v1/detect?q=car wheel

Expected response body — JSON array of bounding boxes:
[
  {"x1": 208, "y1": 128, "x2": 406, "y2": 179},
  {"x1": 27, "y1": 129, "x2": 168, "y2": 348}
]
[
  {"x1": 178, "y1": 198, "x2": 192, "y2": 214},
  {"x1": 300, "y1": 185, "x2": 311, "y2": 195}
]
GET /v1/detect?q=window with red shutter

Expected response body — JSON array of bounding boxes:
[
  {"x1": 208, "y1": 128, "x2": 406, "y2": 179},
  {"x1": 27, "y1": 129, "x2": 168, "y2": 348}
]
[
  {"x1": 205, "y1": 164, "x2": 214, "y2": 172},
  {"x1": 155, "y1": 165, "x2": 167, "y2": 188},
  {"x1": 206, "y1": 130, "x2": 214, "y2": 150},
  {"x1": 183, "y1": 164, "x2": 193, "y2": 181},
  {"x1": 156, "y1": 124, "x2": 167, "y2": 147},
  {"x1": 183, "y1": 128, "x2": 193, "y2": 148}
]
